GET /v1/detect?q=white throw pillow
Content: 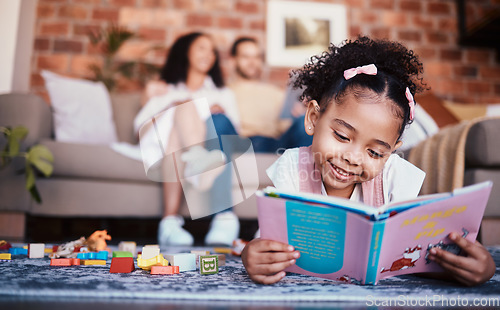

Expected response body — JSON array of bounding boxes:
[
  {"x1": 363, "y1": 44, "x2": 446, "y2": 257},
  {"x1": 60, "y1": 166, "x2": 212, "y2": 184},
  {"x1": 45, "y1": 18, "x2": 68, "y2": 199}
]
[{"x1": 41, "y1": 70, "x2": 118, "y2": 145}]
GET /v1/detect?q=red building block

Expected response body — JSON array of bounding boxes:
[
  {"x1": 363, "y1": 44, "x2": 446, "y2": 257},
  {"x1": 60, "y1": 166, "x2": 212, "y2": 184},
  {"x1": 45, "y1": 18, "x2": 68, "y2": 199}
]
[
  {"x1": 50, "y1": 258, "x2": 81, "y2": 266},
  {"x1": 109, "y1": 257, "x2": 135, "y2": 273},
  {"x1": 151, "y1": 266, "x2": 175, "y2": 275}
]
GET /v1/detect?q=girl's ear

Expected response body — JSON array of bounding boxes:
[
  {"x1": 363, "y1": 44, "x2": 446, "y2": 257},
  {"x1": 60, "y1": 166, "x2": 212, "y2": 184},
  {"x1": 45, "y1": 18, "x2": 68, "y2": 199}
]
[{"x1": 304, "y1": 100, "x2": 320, "y2": 136}]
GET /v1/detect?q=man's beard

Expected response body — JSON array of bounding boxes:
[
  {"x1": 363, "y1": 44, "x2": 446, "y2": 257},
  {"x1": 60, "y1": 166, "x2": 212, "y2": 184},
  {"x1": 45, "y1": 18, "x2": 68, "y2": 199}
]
[{"x1": 236, "y1": 66, "x2": 260, "y2": 80}]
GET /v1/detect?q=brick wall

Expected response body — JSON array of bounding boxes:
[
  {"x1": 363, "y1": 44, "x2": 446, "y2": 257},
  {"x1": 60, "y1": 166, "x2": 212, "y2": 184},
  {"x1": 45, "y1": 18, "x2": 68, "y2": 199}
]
[{"x1": 32, "y1": 0, "x2": 500, "y2": 104}]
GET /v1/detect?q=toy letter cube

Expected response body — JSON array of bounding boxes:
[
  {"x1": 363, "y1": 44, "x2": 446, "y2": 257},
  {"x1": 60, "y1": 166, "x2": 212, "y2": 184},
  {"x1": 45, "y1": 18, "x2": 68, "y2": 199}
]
[
  {"x1": 141, "y1": 246, "x2": 160, "y2": 260},
  {"x1": 28, "y1": 243, "x2": 45, "y2": 258},
  {"x1": 199, "y1": 255, "x2": 218, "y2": 275},
  {"x1": 164, "y1": 253, "x2": 196, "y2": 272},
  {"x1": 118, "y1": 242, "x2": 137, "y2": 257}
]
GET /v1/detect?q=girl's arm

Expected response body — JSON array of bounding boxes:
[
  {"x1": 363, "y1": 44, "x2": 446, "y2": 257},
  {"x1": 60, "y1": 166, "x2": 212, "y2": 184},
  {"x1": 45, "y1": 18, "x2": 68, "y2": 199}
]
[{"x1": 425, "y1": 232, "x2": 496, "y2": 286}]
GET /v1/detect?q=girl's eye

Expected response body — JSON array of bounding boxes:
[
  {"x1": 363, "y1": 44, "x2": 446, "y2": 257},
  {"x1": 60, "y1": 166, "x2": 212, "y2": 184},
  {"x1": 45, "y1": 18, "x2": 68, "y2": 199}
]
[
  {"x1": 334, "y1": 131, "x2": 349, "y2": 141},
  {"x1": 368, "y1": 149, "x2": 383, "y2": 158}
]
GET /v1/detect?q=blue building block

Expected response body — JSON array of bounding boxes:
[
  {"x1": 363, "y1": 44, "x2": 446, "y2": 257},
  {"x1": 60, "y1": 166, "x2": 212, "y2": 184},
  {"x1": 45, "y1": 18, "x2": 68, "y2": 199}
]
[
  {"x1": 77, "y1": 251, "x2": 108, "y2": 260},
  {"x1": 9, "y1": 247, "x2": 28, "y2": 255},
  {"x1": 96, "y1": 251, "x2": 108, "y2": 260}
]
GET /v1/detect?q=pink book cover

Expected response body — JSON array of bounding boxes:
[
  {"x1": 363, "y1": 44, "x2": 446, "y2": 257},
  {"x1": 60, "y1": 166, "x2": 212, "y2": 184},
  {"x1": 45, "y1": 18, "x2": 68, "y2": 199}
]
[{"x1": 257, "y1": 181, "x2": 492, "y2": 285}]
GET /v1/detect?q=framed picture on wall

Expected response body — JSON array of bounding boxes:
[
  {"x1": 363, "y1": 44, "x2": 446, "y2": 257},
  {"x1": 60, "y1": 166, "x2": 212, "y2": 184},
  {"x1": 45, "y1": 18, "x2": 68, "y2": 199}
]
[{"x1": 266, "y1": 0, "x2": 347, "y2": 68}]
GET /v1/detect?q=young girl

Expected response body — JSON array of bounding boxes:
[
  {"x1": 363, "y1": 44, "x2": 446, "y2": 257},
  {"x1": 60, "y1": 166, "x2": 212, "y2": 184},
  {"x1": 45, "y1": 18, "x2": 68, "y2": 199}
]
[{"x1": 242, "y1": 37, "x2": 495, "y2": 286}]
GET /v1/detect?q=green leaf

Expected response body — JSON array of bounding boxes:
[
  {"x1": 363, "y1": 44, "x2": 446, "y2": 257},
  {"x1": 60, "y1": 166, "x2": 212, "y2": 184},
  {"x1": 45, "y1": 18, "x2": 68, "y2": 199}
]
[
  {"x1": 25, "y1": 163, "x2": 35, "y2": 190},
  {"x1": 29, "y1": 185, "x2": 42, "y2": 204},
  {"x1": 27, "y1": 145, "x2": 54, "y2": 177},
  {"x1": 10, "y1": 126, "x2": 28, "y2": 141},
  {"x1": 6, "y1": 126, "x2": 28, "y2": 157}
]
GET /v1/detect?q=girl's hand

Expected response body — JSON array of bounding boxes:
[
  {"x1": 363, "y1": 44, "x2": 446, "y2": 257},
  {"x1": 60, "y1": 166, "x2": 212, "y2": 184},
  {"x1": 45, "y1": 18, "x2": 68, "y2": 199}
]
[
  {"x1": 210, "y1": 104, "x2": 225, "y2": 115},
  {"x1": 241, "y1": 238, "x2": 300, "y2": 284},
  {"x1": 427, "y1": 232, "x2": 496, "y2": 286}
]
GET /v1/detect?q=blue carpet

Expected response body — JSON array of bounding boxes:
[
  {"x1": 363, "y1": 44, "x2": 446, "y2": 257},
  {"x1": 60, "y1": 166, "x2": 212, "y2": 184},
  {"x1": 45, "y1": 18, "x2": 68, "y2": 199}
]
[{"x1": 1, "y1": 246, "x2": 499, "y2": 303}]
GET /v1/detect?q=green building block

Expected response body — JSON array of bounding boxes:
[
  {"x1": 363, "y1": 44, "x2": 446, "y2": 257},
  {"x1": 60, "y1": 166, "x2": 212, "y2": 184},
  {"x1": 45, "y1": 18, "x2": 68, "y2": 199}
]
[
  {"x1": 112, "y1": 251, "x2": 133, "y2": 258},
  {"x1": 199, "y1": 255, "x2": 218, "y2": 275}
]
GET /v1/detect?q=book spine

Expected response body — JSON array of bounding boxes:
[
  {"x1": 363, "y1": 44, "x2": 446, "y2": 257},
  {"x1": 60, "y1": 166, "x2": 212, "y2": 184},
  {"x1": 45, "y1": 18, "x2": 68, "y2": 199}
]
[{"x1": 365, "y1": 221, "x2": 385, "y2": 285}]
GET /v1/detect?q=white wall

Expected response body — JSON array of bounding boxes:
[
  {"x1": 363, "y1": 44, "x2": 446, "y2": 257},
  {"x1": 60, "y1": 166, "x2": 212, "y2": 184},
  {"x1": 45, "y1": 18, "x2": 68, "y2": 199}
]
[{"x1": 0, "y1": 0, "x2": 37, "y2": 94}]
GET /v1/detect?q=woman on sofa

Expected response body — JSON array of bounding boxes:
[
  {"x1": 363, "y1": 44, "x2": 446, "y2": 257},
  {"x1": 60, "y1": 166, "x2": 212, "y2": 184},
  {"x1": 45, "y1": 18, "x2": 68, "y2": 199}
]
[{"x1": 135, "y1": 32, "x2": 240, "y2": 247}]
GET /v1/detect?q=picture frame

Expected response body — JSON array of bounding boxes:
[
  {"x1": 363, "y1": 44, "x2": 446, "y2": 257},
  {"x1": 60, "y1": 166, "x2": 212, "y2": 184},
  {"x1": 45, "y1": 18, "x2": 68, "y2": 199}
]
[{"x1": 266, "y1": 0, "x2": 348, "y2": 68}]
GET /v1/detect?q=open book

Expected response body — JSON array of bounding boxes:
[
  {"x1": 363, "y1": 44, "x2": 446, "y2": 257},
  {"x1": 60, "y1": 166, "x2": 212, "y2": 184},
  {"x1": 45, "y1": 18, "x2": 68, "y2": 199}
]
[{"x1": 256, "y1": 181, "x2": 493, "y2": 285}]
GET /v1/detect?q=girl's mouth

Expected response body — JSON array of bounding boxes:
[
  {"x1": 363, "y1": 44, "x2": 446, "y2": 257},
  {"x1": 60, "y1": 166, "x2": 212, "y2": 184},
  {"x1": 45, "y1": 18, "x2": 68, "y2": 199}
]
[{"x1": 329, "y1": 162, "x2": 358, "y2": 181}]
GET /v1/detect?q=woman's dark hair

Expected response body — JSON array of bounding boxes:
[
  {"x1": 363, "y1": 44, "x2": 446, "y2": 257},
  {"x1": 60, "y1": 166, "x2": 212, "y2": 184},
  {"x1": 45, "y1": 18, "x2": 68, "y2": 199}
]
[
  {"x1": 292, "y1": 36, "x2": 427, "y2": 137},
  {"x1": 160, "y1": 32, "x2": 224, "y2": 88}
]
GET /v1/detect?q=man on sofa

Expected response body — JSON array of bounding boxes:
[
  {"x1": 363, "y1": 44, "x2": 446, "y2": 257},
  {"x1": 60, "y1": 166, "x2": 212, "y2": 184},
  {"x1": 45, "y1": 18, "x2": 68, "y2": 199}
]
[{"x1": 229, "y1": 37, "x2": 312, "y2": 153}]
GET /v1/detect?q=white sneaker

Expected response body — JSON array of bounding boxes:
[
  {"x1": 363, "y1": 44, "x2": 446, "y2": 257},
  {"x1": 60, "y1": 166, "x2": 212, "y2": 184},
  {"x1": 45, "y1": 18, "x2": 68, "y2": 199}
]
[
  {"x1": 181, "y1": 145, "x2": 227, "y2": 191},
  {"x1": 204, "y1": 211, "x2": 240, "y2": 246},
  {"x1": 158, "y1": 215, "x2": 194, "y2": 246}
]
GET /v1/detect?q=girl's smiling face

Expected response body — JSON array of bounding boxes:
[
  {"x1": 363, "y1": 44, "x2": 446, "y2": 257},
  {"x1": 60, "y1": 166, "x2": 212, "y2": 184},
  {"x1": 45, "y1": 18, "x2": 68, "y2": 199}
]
[{"x1": 305, "y1": 88, "x2": 403, "y2": 198}]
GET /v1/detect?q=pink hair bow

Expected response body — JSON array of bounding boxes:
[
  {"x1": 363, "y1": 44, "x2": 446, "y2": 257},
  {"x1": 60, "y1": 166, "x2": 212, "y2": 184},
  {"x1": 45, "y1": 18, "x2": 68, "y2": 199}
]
[
  {"x1": 405, "y1": 87, "x2": 415, "y2": 120},
  {"x1": 343, "y1": 64, "x2": 378, "y2": 80}
]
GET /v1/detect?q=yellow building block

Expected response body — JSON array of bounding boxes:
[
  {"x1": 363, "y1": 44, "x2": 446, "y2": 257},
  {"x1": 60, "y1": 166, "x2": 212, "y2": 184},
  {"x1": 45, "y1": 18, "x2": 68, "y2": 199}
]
[
  {"x1": 213, "y1": 247, "x2": 232, "y2": 254},
  {"x1": 81, "y1": 259, "x2": 106, "y2": 266},
  {"x1": 136, "y1": 254, "x2": 169, "y2": 271},
  {"x1": 0, "y1": 253, "x2": 12, "y2": 260},
  {"x1": 44, "y1": 248, "x2": 53, "y2": 254}
]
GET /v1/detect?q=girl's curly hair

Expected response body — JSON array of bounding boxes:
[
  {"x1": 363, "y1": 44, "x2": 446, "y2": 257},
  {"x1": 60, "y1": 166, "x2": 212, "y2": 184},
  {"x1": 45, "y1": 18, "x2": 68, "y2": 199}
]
[{"x1": 292, "y1": 36, "x2": 427, "y2": 137}]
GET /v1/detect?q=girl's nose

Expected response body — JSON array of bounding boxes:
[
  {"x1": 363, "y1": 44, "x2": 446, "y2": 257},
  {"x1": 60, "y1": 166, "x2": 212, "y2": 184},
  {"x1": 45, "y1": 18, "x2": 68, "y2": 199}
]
[{"x1": 342, "y1": 149, "x2": 363, "y2": 166}]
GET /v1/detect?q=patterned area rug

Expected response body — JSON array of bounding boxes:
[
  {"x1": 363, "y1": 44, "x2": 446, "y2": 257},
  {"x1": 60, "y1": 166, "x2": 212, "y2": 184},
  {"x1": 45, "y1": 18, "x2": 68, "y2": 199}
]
[{"x1": 1, "y1": 246, "x2": 499, "y2": 303}]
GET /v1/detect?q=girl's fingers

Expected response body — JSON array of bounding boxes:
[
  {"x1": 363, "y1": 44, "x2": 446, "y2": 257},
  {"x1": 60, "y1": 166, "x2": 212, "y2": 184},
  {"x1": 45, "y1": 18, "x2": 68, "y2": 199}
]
[
  {"x1": 252, "y1": 271, "x2": 286, "y2": 285},
  {"x1": 254, "y1": 239, "x2": 295, "y2": 253},
  {"x1": 430, "y1": 254, "x2": 477, "y2": 286},
  {"x1": 447, "y1": 233, "x2": 481, "y2": 258},
  {"x1": 254, "y1": 259, "x2": 297, "y2": 276},
  {"x1": 257, "y1": 251, "x2": 300, "y2": 264},
  {"x1": 429, "y1": 247, "x2": 476, "y2": 274}
]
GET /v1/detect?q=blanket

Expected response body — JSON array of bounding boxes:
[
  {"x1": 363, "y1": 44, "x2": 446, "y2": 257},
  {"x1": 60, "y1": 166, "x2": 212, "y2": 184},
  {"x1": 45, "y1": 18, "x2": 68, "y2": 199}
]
[{"x1": 408, "y1": 117, "x2": 497, "y2": 195}]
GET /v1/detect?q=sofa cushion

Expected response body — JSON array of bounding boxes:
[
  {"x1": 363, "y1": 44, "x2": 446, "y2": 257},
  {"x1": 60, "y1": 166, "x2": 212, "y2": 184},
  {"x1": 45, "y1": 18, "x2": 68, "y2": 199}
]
[
  {"x1": 110, "y1": 92, "x2": 142, "y2": 144},
  {"x1": 41, "y1": 139, "x2": 151, "y2": 182},
  {"x1": 465, "y1": 118, "x2": 500, "y2": 167},
  {"x1": 464, "y1": 169, "x2": 500, "y2": 217},
  {"x1": 41, "y1": 70, "x2": 118, "y2": 145}
]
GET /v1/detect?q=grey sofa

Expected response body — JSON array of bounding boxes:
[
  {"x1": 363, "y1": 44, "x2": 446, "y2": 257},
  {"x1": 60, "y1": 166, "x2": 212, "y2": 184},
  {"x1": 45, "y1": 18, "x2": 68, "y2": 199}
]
[
  {"x1": 1, "y1": 93, "x2": 499, "y2": 245},
  {"x1": 0, "y1": 92, "x2": 277, "y2": 241}
]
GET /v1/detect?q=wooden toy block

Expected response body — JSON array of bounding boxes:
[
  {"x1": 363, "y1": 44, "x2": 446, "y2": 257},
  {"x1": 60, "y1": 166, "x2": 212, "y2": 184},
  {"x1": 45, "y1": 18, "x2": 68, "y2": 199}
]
[
  {"x1": 50, "y1": 258, "x2": 72, "y2": 266},
  {"x1": 136, "y1": 254, "x2": 169, "y2": 271},
  {"x1": 0, "y1": 253, "x2": 12, "y2": 260},
  {"x1": 150, "y1": 266, "x2": 175, "y2": 275},
  {"x1": 44, "y1": 248, "x2": 53, "y2": 254},
  {"x1": 96, "y1": 251, "x2": 108, "y2": 260},
  {"x1": 164, "y1": 253, "x2": 196, "y2": 272},
  {"x1": 141, "y1": 246, "x2": 160, "y2": 260},
  {"x1": 213, "y1": 247, "x2": 232, "y2": 254},
  {"x1": 81, "y1": 259, "x2": 106, "y2": 266},
  {"x1": 53, "y1": 258, "x2": 80, "y2": 266},
  {"x1": 215, "y1": 254, "x2": 226, "y2": 266},
  {"x1": 118, "y1": 241, "x2": 137, "y2": 256},
  {"x1": 173, "y1": 265, "x2": 179, "y2": 274},
  {"x1": 199, "y1": 255, "x2": 218, "y2": 275},
  {"x1": 190, "y1": 250, "x2": 210, "y2": 256},
  {"x1": 9, "y1": 247, "x2": 27, "y2": 255},
  {"x1": 28, "y1": 243, "x2": 45, "y2": 258},
  {"x1": 113, "y1": 251, "x2": 133, "y2": 258},
  {"x1": 0, "y1": 241, "x2": 12, "y2": 250},
  {"x1": 109, "y1": 257, "x2": 135, "y2": 273}
]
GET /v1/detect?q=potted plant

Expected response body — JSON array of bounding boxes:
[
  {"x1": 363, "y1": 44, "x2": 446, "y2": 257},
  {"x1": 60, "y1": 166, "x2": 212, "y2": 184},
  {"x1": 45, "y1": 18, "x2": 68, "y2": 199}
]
[
  {"x1": 88, "y1": 24, "x2": 159, "y2": 91},
  {"x1": 0, "y1": 126, "x2": 54, "y2": 203}
]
